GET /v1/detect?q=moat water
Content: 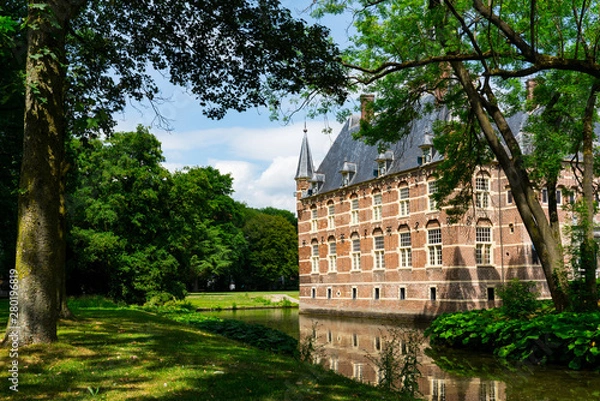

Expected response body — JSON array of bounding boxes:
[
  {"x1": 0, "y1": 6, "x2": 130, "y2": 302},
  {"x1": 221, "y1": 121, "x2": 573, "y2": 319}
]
[{"x1": 202, "y1": 308, "x2": 600, "y2": 401}]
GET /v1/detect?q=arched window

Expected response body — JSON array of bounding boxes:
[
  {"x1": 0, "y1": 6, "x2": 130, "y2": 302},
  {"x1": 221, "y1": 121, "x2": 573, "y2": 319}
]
[
  {"x1": 398, "y1": 225, "x2": 412, "y2": 268},
  {"x1": 373, "y1": 228, "x2": 385, "y2": 270},
  {"x1": 350, "y1": 232, "x2": 361, "y2": 271},
  {"x1": 372, "y1": 191, "x2": 383, "y2": 221},
  {"x1": 327, "y1": 236, "x2": 337, "y2": 272},
  {"x1": 350, "y1": 195, "x2": 360, "y2": 225},
  {"x1": 427, "y1": 178, "x2": 438, "y2": 211},
  {"x1": 475, "y1": 220, "x2": 493, "y2": 265},
  {"x1": 427, "y1": 221, "x2": 442, "y2": 266},
  {"x1": 475, "y1": 173, "x2": 490, "y2": 209},
  {"x1": 311, "y1": 239, "x2": 320, "y2": 274},
  {"x1": 310, "y1": 205, "x2": 318, "y2": 232},
  {"x1": 398, "y1": 182, "x2": 410, "y2": 217},
  {"x1": 327, "y1": 201, "x2": 335, "y2": 229}
]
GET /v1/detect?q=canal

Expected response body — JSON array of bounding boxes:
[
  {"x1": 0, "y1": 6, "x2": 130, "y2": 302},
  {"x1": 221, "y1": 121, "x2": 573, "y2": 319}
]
[{"x1": 202, "y1": 308, "x2": 600, "y2": 401}]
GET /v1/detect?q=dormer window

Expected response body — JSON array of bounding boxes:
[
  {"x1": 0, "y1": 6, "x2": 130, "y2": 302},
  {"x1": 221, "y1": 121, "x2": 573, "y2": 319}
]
[
  {"x1": 310, "y1": 173, "x2": 325, "y2": 194},
  {"x1": 418, "y1": 132, "x2": 434, "y2": 165},
  {"x1": 374, "y1": 151, "x2": 393, "y2": 177},
  {"x1": 339, "y1": 161, "x2": 357, "y2": 186}
]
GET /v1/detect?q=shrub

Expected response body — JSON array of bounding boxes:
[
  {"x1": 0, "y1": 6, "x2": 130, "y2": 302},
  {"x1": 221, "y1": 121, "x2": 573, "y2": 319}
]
[{"x1": 497, "y1": 279, "x2": 539, "y2": 319}]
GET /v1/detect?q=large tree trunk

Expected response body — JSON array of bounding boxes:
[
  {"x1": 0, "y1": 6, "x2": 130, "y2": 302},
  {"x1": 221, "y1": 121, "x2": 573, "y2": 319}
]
[
  {"x1": 451, "y1": 61, "x2": 570, "y2": 311},
  {"x1": 579, "y1": 82, "x2": 599, "y2": 311},
  {"x1": 2, "y1": 1, "x2": 80, "y2": 345}
]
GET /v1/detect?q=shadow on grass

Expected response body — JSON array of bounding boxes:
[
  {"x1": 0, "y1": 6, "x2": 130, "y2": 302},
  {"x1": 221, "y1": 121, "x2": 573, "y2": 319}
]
[{"x1": 1, "y1": 307, "x2": 399, "y2": 401}]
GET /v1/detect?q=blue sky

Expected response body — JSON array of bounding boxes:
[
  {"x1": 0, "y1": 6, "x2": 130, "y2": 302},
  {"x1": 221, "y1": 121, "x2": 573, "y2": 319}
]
[{"x1": 114, "y1": 2, "x2": 355, "y2": 213}]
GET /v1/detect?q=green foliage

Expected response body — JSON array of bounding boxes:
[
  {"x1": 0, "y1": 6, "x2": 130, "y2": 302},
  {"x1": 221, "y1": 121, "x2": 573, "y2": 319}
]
[
  {"x1": 240, "y1": 209, "x2": 299, "y2": 290},
  {"x1": 497, "y1": 279, "x2": 540, "y2": 319},
  {"x1": 427, "y1": 308, "x2": 600, "y2": 370}
]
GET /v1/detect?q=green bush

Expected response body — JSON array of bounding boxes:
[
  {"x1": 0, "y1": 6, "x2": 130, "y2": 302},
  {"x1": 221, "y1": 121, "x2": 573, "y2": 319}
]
[
  {"x1": 426, "y1": 309, "x2": 600, "y2": 370},
  {"x1": 497, "y1": 279, "x2": 539, "y2": 319}
]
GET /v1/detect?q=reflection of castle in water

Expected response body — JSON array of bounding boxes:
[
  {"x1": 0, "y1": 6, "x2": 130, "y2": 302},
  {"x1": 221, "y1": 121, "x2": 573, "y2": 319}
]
[{"x1": 300, "y1": 314, "x2": 505, "y2": 401}]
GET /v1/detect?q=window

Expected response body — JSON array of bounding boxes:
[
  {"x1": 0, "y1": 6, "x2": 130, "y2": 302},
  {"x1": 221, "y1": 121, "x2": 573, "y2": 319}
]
[
  {"x1": 311, "y1": 208, "x2": 318, "y2": 232},
  {"x1": 351, "y1": 237, "x2": 361, "y2": 271},
  {"x1": 487, "y1": 287, "x2": 495, "y2": 301},
  {"x1": 399, "y1": 287, "x2": 406, "y2": 300},
  {"x1": 432, "y1": 379, "x2": 446, "y2": 401},
  {"x1": 428, "y1": 180, "x2": 438, "y2": 210},
  {"x1": 373, "y1": 193, "x2": 383, "y2": 220},
  {"x1": 541, "y1": 188, "x2": 548, "y2": 203},
  {"x1": 428, "y1": 227, "x2": 443, "y2": 266},
  {"x1": 374, "y1": 287, "x2": 380, "y2": 300},
  {"x1": 475, "y1": 226, "x2": 492, "y2": 265},
  {"x1": 399, "y1": 186, "x2": 410, "y2": 217},
  {"x1": 349, "y1": 198, "x2": 359, "y2": 225},
  {"x1": 373, "y1": 235, "x2": 385, "y2": 269},
  {"x1": 352, "y1": 333, "x2": 359, "y2": 347},
  {"x1": 475, "y1": 177, "x2": 490, "y2": 208},
  {"x1": 311, "y1": 288, "x2": 316, "y2": 299},
  {"x1": 352, "y1": 287, "x2": 357, "y2": 300},
  {"x1": 430, "y1": 287, "x2": 437, "y2": 301},
  {"x1": 327, "y1": 203, "x2": 335, "y2": 229},
  {"x1": 327, "y1": 287, "x2": 332, "y2": 299},
  {"x1": 353, "y1": 363, "x2": 364, "y2": 381},
  {"x1": 399, "y1": 230, "x2": 412, "y2": 268},
  {"x1": 311, "y1": 243, "x2": 319, "y2": 273},
  {"x1": 507, "y1": 190, "x2": 513, "y2": 204},
  {"x1": 479, "y1": 382, "x2": 496, "y2": 401},
  {"x1": 328, "y1": 239, "x2": 337, "y2": 272},
  {"x1": 556, "y1": 189, "x2": 562, "y2": 205}
]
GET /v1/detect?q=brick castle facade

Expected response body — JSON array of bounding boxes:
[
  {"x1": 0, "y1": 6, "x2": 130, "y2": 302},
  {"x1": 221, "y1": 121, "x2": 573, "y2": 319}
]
[{"x1": 294, "y1": 99, "x2": 597, "y2": 319}]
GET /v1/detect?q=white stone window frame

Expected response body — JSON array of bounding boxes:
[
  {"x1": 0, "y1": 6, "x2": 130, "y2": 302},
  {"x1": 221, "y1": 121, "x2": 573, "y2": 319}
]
[
  {"x1": 350, "y1": 197, "x2": 360, "y2": 225},
  {"x1": 351, "y1": 236, "x2": 361, "y2": 271},
  {"x1": 427, "y1": 227, "x2": 443, "y2": 266},
  {"x1": 311, "y1": 243, "x2": 320, "y2": 274},
  {"x1": 373, "y1": 193, "x2": 383, "y2": 221},
  {"x1": 327, "y1": 203, "x2": 335, "y2": 229},
  {"x1": 475, "y1": 176, "x2": 490, "y2": 209},
  {"x1": 475, "y1": 225, "x2": 492, "y2": 265},
  {"x1": 398, "y1": 185, "x2": 410, "y2": 217},
  {"x1": 398, "y1": 230, "x2": 412, "y2": 268},
  {"x1": 373, "y1": 235, "x2": 385, "y2": 270},
  {"x1": 328, "y1": 239, "x2": 337, "y2": 272},
  {"x1": 428, "y1": 180, "x2": 439, "y2": 211},
  {"x1": 310, "y1": 207, "x2": 318, "y2": 232}
]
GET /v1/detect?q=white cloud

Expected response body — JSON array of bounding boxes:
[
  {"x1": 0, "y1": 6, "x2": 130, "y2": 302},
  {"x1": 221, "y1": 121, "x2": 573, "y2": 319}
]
[{"x1": 116, "y1": 102, "x2": 343, "y2": 213}]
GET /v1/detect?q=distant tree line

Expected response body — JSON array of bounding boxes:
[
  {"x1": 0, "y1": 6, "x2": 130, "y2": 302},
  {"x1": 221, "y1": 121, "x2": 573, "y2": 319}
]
[{"x1": 1, "y1": 125, "x2": 298, "y2": 304}]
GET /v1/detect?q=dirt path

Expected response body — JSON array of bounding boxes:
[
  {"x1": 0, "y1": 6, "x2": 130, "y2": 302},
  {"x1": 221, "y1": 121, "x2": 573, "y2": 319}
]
[{"x1": 268, "y1": 294, "x2": 299, "y2": 304}]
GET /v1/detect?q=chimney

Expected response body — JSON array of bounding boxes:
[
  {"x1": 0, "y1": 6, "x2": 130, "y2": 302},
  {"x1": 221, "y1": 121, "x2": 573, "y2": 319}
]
[{"x1": 360, "y1": 94, "x2": 375, "y2": 122}]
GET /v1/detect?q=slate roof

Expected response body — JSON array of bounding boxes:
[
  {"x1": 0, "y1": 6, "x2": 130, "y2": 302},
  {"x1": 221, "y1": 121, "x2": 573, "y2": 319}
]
[
  {"x1": 294, "y1": 130, "x2": 315, "y2": 180},
  {"x1": 309, "y1": 100, "x2": 450, "y2": 194},
  {"x1": 299, "y1": 98, "x2": 599, "y2": 197}
]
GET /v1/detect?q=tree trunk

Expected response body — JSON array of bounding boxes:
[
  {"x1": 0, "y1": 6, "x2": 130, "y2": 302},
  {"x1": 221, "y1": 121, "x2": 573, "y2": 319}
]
[
  {"x1": 579, "y1": 81, "x2": 599, "y2": 311},
  {"x1": 451, "y1": 61, "x2": 570, "y2": 311},
  {"x1": 2, "y1": 1, "x2": 80, "y2": 345}
]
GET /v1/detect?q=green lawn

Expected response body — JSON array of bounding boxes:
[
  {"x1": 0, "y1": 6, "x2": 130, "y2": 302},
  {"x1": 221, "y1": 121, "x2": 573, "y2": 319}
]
[
  {"x1": 0, "y1": 298, "x2": 402, "y2": 401},
  {"x1": 185, "y1": 291, "x2": 299, "y2": 310}
]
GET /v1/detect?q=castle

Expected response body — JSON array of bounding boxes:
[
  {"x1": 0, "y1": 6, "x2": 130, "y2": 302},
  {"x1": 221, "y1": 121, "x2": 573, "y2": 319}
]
[{"x1": 294, "y1": 97, "x2": 596, "y2": 319}]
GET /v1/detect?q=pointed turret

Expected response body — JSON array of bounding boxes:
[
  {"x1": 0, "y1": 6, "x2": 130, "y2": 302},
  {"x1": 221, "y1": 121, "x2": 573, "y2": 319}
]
[{"x1": 295, "y1": 126, "x2": 315, "y2": 181}]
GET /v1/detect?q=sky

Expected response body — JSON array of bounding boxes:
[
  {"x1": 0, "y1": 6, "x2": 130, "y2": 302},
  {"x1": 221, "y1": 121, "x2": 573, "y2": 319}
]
[{"x1": 114, "y1": 2, "x2": 355, "y2": 213}]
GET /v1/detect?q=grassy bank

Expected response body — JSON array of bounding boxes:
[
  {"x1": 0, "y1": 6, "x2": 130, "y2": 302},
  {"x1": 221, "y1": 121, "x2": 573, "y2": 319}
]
[
  {"x1": 0, "y1": 298, "x2": 400, "y2": 401},
  {"x1": 185, "y1": 291, "x2": 299, "y2": 310}
]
